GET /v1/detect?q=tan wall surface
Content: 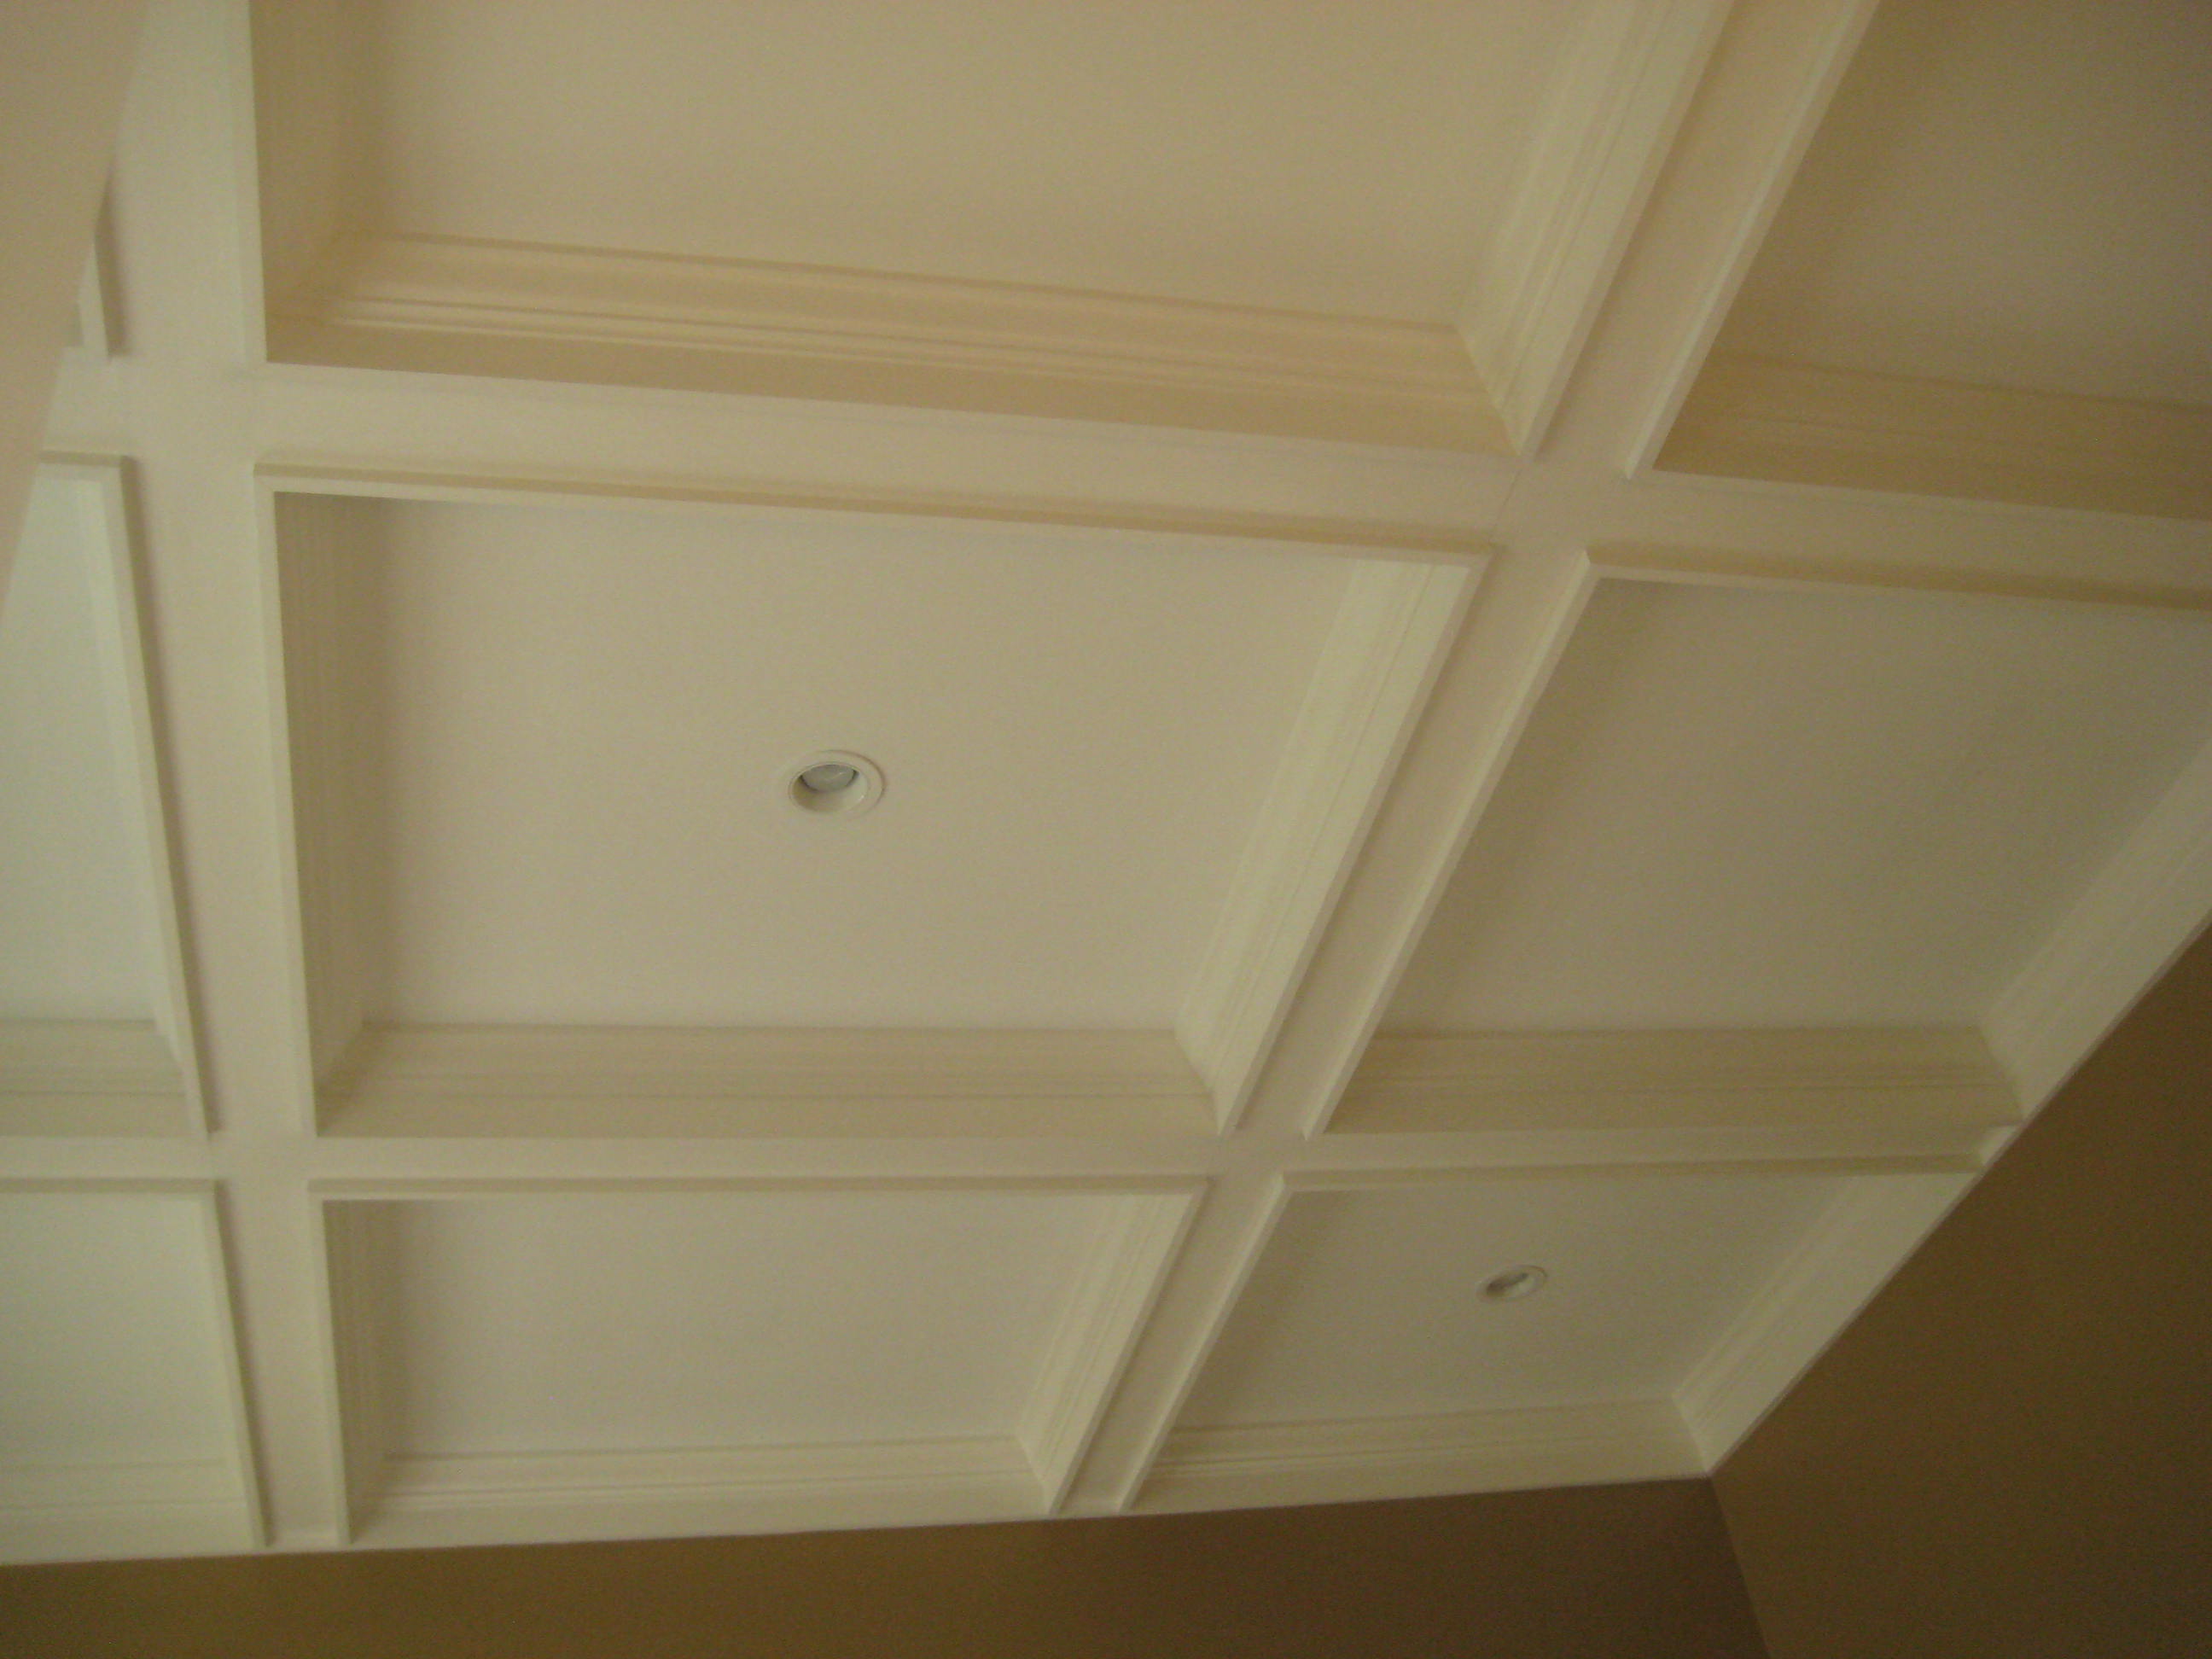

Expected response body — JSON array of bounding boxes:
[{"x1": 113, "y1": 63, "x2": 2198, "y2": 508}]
[
  {"x1": 0, "y1": 1481, "x2": 1765, "y2": 1659},
  {"x1": 1719, "y1": 925, "x2": 2212, "y2": 1658}
]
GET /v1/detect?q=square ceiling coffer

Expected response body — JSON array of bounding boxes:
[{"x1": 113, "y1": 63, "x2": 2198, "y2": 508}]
[
  {"x1": 317, "y1": 1182, "x2": 1193, "y2": 1546},
  {"x1": 267, "y1": 480, "x2": 1478, "y2": 1137}
]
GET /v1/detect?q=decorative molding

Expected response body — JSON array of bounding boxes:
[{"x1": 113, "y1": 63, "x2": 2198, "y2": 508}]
[
  {"x1": 1178, "y1": 561, "x2": 1478, "y2": 1128},
  {"x1": 1336, "y1": 1027, "x2": 2019, "y2": 1144},
  {"x1": 268, "y1": 489, "x2": 379, "y2": 1107},
  {"x1": 0, "y1": 1020, "x2": 190, "y2": 1135},
  {"x1": 275, "y1": 232, "x2": 1512, "y2": 451},
  {"x1": 1674, "y1": 1172, "x2": 1970, "y2": 1465},
  {"x1": 67, "y1": 223, "x2": 113, "y2": 359},
  {"x1": 1984, "y1": 730, "x2": 2212, "y2": 1115},
  {"x1": 261, "y1": 463, "x2": 1492, "y2": 566},
  {"x1": 1138, "y1": 1400, "x2": 1699, "y2": 1513},
  {"x1": 9, "y1": 463, "x2": 207, "y2": 1134},
  {"x1": 1663, "y1": 352, "x2": 2212, "y2": 523},
  {"x1": 1460, "y1": 0, "x2": 1729, "y2": 451},
  {"x1": 1592, "y1": 538, "x2": 2212, "y2": 613},
  {"x1": 1603, "y1": 0, "x2": 1883, "y2": 472},
  {"x1": 317, "y1": 1197, "x2": 393, "y2": 1541},
  {"x1": 0, "y1": 1459, "x2": 253, "y2": 1563},
  {"x1": 1236, "y1": 550, "x2": 1601, "y2": 1137},
  {"x1": 318, "y1": 1025, "x2": 1216, "y2": 1139},
  {"x1": 363, "y1": 1438, "x2": 1042, "y2": 1548},
  {"x1": 1018, "y1": 1189, "x2": 1200, "y2": 1511}
]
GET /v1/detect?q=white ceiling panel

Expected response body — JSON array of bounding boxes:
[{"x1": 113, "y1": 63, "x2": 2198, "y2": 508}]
[
  {"x1": 1179, "y1": 1175, "x2": 1842, "y2": 1427},
  {"x1": 0, "y1": 477, "x2": 157, "y2": 1021},
  {"x1": 360, "y1": 1189, "x2": 1115, "y2": 1455},
  {"x1": 356, "y1": 0, "x2": 1575, "y2": 320},
  {"x1": 1388, "y1": 579, "x2": 2212, "y2": 1031},
  {"x1": 286, "y1": 494, "x2": 1351, "y2": 1029},
  {"x1": 0, "y1": 1191, "x2": 237, "y2": 1467},
  {"x1": 1719, "y1": 0, "x2": 2212, "y2": 405}
]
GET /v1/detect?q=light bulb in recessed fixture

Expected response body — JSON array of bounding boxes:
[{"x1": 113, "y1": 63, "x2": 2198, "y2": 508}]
[
  {"x1": 785, "y1": 751, "x2": 883, "y2": 817},
  {"x1": 1481, "y1": 1265, "x2": 1547, "y2": 1302}
]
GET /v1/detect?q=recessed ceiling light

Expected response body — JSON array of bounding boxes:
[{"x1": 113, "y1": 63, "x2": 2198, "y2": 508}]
[
  {"x1": 786, "y1": 751, "x2": 883, "y2": 817},
  {"x1": 1481, "y1": 1265, "x2": 1548, "y2": 1302}
]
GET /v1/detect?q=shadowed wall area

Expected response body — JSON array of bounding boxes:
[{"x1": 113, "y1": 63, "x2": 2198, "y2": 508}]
[
  {"x1": 0, "y1": 1481, "x2": 1766, "y2": 1658},
  {"x1": 1719, "y1": 923, "x2": 2212, "y2": 1658}
]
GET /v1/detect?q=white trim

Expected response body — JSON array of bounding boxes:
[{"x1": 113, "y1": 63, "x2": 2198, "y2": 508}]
[
  {"x1": 1138, "y1": 1400, "x2": 1699, "y2": 1514},
  {"x1": 1235, "y1": 548, "x2": 1599, "y2": 1136},
  {"x1": 1674, "y1": 1172, "x2": 1970, "y2": 1465},
  {"x1": 67, "y1": 460, "x2": 207, "y2": 1130},
  {"x1": 9, "y1": 463, "x2": 206, "y2": 1136},
  {"x1": 1461, "y1": 0, "x2": 1728, "y2": 452},
  {"x1": 318, "y1": 1025, "x2": 1215, "y2": 1140},
  {"x1": 1337, "y1": 1027, "x2": 2017, "y2": 1137},
  {"x1": 1985, "y1": 729, "x2": 2212, "y2": 1115},
  {"x1": 68, "y1": 230, "x2": 113, "y2": 361},
  {"x1": 1662, "y1": 352, "x2": 2212, "y2": 524},
  {"x1": 0, "y1": 1020, "x2": 189, "y2": 1136},
  {"x1": 363, "y1": 1438, "x2": 1042, "y2": 1548},
  {"x1": 1179, "y1": 560, "x2": 1478, "y2": 1127},
  {"x1": 1017, "y1": 1190, "x2": 1201, "y2": 1511},
  {"x1": 1581, "y1": 470, "x2": 2212, "y2": 602},
  {"x1": 1525, "y1": 0, "x2": 1878, "y2": 472},
  {"x1": 0, "y1": 1458, "x2": 253, "y2": 1563},
  {"x1": 278, "y1": 232, "x2": 1511, "y2": 452},
  {"x1": 258, "y1": 459, "x2": 1492, "y2": 564},
  {"x1": 1045, "y1": 1176, "x2": 1295, "y2": 1516}
]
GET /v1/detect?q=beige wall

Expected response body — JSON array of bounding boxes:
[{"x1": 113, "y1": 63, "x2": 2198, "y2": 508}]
[
  {"x1": 1719, "y1": 923, "x2": 2212, "y2": 1657},
  {"x1": 0, "y1": 1481, "x2": 1766, "y2": 1657}
]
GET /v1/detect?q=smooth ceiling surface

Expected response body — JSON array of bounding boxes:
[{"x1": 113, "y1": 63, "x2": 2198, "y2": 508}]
[
  {"x1": 0, "y1": 478, "x2": 151, "y2": 1019},
  {"x1": 370, "y1": 1191, "x2": 1112, "y2": 1453},
  {"x1": 1718, "y1": 0, "x2": 2212, "y2": 404},
  {"x1": 312, "y1": 494, "x2": 1350, "y2": 1027},
  {"x1": 359, "y1": 0, "x2": 1575, "y2": 317},
  {"x1": 1387, "y1": 580, "x2": 2212, "y2": 1031},
  {"x1": 1182, "y1": 1176, "x2": 1846, "y2": 1425},
  {"x1": 13, "y1": 0, "x2": 2212, "y2": 1568},
  {"x1": 0, "y1": 1193, "x2": 236, "y2": 1471}
]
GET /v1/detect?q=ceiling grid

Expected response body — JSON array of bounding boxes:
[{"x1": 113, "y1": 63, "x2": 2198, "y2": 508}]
[{"x1": 4, "y1": 0, "x2": 2209, "y2": 1560}]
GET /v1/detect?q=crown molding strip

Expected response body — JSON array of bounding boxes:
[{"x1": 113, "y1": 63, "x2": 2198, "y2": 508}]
[
  {"x1": 1459, "y1": 0, "x2": 1728, "y2": 452},
  {"x1": 362, "y1": 1438, "x2": 1043, "y2": 1549},
  {"x1": 1138, "y1": 1400, "x2": 1700, "y2": 1513},
  {"x1": 0, "y1": 1458, "x2": 253, "y2": 1564},
  {"x1": 317, "y1": 1025, "x2": 1217, "y2": 1140},
  {"x1": 1019, "y1": 1189, "x2": 1202, "y2": 1512},
  {"x1": 1674, "y1": 1172, "x2": 1970, "y2": 1465},
  {"x1": 1232, "y1": 548, "x2": 1600, "y2": 1137},
  {"x1": 1662, "y1": 352, "x2": 2212, "y2": 524},
  {"x1": 1179, "y1": 560, "x2": 1479, "y2": 1128},
  {"x1": 1335, "y1": 1027, "x2": 2019, "y2": 1138},
  {"x1": 1984, "y1": 729, "x2": 2212, "y2": 1116},
  {"x1": 1533, "y1": 0, "x2": 1881, "y2": 471},
  {"x1": 276, "y1": 232, "x2": 1512, "y2": 452},
  {"x1": 0, "y1": 1020, "x2": 189, "y2": 1136},
  {"x1": 257, "y1": 461, "x2": 1493, "y2": 565}
]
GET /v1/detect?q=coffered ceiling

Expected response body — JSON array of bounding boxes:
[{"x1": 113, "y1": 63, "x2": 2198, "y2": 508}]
[{"x1": 3, "y1": 0, "x2": 2209, "y2": 1562}]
